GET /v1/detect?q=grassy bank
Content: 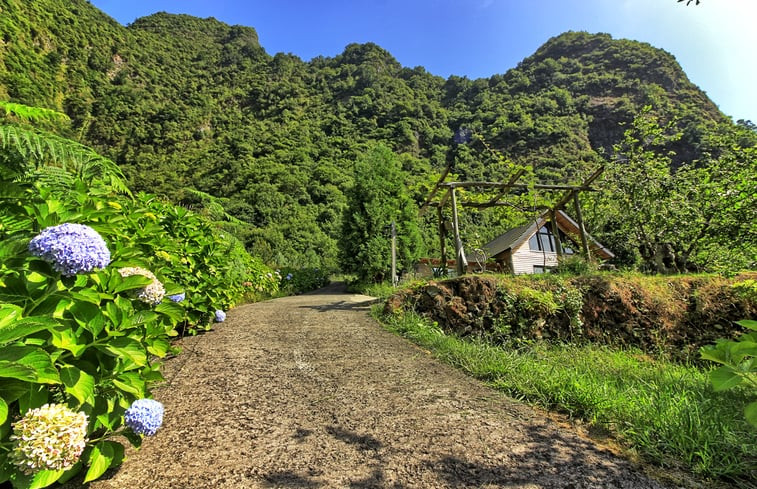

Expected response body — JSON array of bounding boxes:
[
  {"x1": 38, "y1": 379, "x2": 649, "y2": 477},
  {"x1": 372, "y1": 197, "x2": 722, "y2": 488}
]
[{"x1": 379, "y1": 310, "x2": 756, "y2": 487}]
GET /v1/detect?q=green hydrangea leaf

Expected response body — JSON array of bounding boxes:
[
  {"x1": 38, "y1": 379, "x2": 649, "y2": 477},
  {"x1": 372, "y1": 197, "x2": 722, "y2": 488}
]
[
  {"x1": 102, "y1": 337, "x2": 147, "y2": 368},
  {"x1": 10, "y1": 468, "x2": 64, "y2": 489},
  {"x1": 0, "y1": 346, "x2": 60, "y2": 384},
  {"x1": 155, "y1": 300, "x2": 184, "y2": 322},
  {"x1": 83, "y1": 441, "x2": 115, "y2": 483},
  {"x1": 736, "y1": 319, "x2": 757, "y2": 331},
  {"x1": 0, "y1": 316, "x2": 59, "y2": 345},
  {"x1": 0, "y1": 397, "x2": 7, "y2": 425},
  {"x1": 0, "y1": 304, "x2": 23, "y2": 329},
  {"x1": 60, "y1": 366, "x2": 95, "y2": 405},
  {"x1": 113, "y1": 274, "x2": 152, "y2": 293}
]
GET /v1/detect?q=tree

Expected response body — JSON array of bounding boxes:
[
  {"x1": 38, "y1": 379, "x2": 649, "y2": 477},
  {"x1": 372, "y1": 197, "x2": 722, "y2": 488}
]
[
  {"x1": 339, "y1": 144, "x2": 425, "y2": 282},
  {"x1": 588, "y1": 107, "x2": 756, "y2": 273}
]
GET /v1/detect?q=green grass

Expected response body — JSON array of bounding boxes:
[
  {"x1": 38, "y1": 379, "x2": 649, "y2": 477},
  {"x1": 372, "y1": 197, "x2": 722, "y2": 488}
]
[{"x1": 379, "y1": 310, "x2": 756, "y2": 486}]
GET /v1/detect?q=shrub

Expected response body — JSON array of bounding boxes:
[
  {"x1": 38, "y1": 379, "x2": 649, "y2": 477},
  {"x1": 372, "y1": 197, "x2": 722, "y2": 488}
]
[
  {"x1": 0, "y1": 182, "x2": 276, "y2": 487},
  {"x1": 277, "y1": 267, "x2": 330, "y2": 295}
]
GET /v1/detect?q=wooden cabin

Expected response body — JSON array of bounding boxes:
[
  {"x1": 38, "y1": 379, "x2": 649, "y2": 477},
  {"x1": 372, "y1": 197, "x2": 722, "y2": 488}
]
[{"x1": 469, "y1": 210, "x2": 614, "y2": 274}]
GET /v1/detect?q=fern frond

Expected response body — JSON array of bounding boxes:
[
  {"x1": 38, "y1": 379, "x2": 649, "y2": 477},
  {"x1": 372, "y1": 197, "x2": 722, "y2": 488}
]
[
  {"x1": 183, "y1": 188, "x2": 246, "y2": 224},
  {"x1": 0, "y1": 101, "x2": 70, "y2": 125},
  {"x1": 28, "y1": 166, "x2": 76, "y2": 192},
  {"x1": 0, "y1": 210, "x2": 32, "y2": 237},
  {"x1": 0, "y1": 124, "x2": 131, "y2": 195}
]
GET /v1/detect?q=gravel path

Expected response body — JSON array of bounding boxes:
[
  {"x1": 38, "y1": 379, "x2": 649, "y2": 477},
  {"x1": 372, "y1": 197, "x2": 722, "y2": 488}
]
[{"x1": 83, "y1": 282, "x2": 675, "y2": 488}]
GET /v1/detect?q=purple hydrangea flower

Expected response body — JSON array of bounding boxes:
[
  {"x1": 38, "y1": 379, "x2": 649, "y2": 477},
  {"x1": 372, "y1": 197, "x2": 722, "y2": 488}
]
[
  {"x1": 167, "y1": 292, "x2": 185, "y2": 303},
  {"x1": 124, "y1": 399, "x2": 164, "y2": 436},
  {"x1": 214, "y1": 310, "x2": 226, "y2": 322},
  {"x1": 28, "y1": 223, "x2": 110, "y2": 276}
]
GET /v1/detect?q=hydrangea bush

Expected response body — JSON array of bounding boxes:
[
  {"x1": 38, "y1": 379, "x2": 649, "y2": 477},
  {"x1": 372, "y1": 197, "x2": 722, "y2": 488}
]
[
  {"x1": 277, "y1": 267, "x2": 330, "y2": 295},
  {"x1": 0, "y1": 179, "x2": 278, "y2": 488}
]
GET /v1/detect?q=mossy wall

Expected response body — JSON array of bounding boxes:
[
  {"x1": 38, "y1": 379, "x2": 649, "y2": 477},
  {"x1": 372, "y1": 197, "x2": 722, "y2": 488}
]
[{"x1": 384, "y1": 273, "x2": 757, "y2": 362}]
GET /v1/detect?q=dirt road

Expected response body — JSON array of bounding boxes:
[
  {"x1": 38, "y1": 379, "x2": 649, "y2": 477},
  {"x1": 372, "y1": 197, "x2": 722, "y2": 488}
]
[{"x1": 85, "y1": 283, "x2": 673, "y2": 488}]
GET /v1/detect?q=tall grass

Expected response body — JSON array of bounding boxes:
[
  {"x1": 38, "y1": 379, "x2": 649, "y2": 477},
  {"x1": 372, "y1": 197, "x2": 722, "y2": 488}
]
[{"x1": 380, "y1": 310, "x2": 756, "y2": 485}]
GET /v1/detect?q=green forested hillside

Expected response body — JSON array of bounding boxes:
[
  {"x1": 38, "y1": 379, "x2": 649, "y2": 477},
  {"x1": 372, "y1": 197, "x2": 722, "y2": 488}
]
[{"x1": 1, "y1": 0, "x2": 754, "y2": 272}]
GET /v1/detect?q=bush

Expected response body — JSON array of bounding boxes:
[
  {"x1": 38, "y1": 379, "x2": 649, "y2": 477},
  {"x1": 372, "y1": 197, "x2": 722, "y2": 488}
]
[
  {"x1": 277, "y1": 267, "x2": 330, "y2": 295},
  {"x1": 0, "y1": 182, "x2": 276, "y2": 487}
]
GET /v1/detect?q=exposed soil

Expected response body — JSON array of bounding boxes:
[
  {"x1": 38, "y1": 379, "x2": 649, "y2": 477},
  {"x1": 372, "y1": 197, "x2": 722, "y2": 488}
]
[
  {"x1": 78, "y1": 283, "x2": 682, "y2": 488},
  {"x1": 385, "y1": 274, "x2": 756, "y2": 362}
]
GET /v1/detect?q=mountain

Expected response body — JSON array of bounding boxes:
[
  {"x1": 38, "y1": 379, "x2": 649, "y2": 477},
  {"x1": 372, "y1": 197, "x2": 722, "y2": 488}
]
[{"x1": 1, "y1": 0, "x2": 752, "y2": 269}]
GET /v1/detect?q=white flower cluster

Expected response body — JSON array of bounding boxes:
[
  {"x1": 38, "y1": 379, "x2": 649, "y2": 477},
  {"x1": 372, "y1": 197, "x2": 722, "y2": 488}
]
[
  {"x1": 118, "y1": 266, "x2": 165, "y2": 305},
  {"x1": 9, "y1": 404, "x2": 88, "y2": 474}
]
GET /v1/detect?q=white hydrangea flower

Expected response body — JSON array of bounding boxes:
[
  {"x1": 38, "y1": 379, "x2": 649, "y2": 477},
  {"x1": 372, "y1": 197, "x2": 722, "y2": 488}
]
[
  {"x1": 9, "y1": 404, "x2": 88, "y2": 474},
  {"x1": 118, "y1": 266, "x2": 166, "y2": 305}
]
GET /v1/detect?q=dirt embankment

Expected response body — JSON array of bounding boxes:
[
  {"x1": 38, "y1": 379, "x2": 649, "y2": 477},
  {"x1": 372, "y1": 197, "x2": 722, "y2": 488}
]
[{"x1": 385, "y1": 273, "x2": 757, "y2": 361}]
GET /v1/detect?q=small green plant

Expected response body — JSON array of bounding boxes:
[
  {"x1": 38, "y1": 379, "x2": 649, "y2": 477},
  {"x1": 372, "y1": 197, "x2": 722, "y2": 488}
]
[
  {"x1": 517, "y1": 288, "x2": 559, "y2": 315},
  {"x1": 732, "y1": 280, "x2": 757, "y2": 303},
  {"x1": 700, "y1": 319, "x2": 757, "y2": 427},
  {"x1": 555, "y1": 255, "x2": 596, "y2": 275}
]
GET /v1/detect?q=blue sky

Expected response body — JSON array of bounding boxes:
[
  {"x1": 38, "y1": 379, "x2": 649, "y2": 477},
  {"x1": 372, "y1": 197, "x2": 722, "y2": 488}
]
[{"x1": 89, "y1": 0, "x2": 756, "y2": 122}]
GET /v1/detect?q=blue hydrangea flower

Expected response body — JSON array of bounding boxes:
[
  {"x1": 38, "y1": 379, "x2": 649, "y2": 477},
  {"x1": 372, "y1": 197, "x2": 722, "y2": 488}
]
[
  {"x1": 28, "y1": 223, "x2": 110, "y2": 276},
  {"x1": 124, "y1": 399, "x2": 164, "y2": 436},
  {"x1": 167, "y1": 292, "x2": 185, "y2": 302},
  {"x1": 214, "y1": 310, "x2": 226, "y2": 322}
]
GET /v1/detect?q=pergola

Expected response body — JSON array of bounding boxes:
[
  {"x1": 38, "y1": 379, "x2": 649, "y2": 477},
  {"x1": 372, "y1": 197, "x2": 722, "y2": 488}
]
[{"x1": 419, "y1": 166, "x2": 605, "y2": 275}]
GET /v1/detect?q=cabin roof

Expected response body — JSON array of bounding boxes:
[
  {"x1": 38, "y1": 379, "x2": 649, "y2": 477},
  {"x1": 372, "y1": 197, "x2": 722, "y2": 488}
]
[{"x1": 479, "y1": 209, "x2": 614, "y2": 260}]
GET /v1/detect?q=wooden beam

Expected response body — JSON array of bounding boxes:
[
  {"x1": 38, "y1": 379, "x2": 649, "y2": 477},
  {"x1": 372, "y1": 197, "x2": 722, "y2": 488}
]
[
  {"x1": 437, "y1": 206, "x2": 447, "y2": 275},
  {"x1": 438, "y1": 187, "x2": 453, "y2": 208},
  {"x1": 485, "y1": 168, "x2": 527, "y2": 205},
  {"x1": 550, "y1": 209, "x2": 563, "y2": 258},
  {"x1": 450, "y1": 187, "x2": 467, "y2": 275},
  {"x1": 441, "y1": 181, "x2": 598, "y2": 191},
  {"x1": 552, "y1": 167, "x2": 605, "y2": 212},
  {"x1": 418, "y1": 165, "x2": 452, "y2": 215},
  {"x1": 573, "y1": 193, "x2": 591, "y2": 260},
  {"x1": 461, "y1": 201, "x2": 547, "y2": 209}
]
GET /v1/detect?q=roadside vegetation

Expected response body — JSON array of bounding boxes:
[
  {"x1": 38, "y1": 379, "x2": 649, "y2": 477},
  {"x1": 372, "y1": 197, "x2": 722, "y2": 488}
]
[{"x1": 380, "y1": 307, "x2": 756, "y2": 486}]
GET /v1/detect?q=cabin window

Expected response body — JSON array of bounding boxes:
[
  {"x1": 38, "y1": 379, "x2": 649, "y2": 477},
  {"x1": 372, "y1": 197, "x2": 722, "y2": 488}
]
[
  {"x1": 533, "y1": 265, "x2": 556, "y2": 274},
  {"x1": 528, "y1": 224, "x2": 577, "y2": 255},
  {"x1": 528, "y1": 225, "x2": 556, "y2": 252}
]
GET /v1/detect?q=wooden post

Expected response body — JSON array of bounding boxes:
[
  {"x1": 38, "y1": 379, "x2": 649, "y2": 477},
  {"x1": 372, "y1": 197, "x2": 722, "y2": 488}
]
[
  {"x1": 450, "y1": 187, "x2": 467, "y2": 275},
  {"x1": 437, "y1": 206, "x2": 447, "y2": 275},
  {"x1": 391, "y1": 220, "x2": 397, "y2": 287},
  {"x1": 550, "y1": 209, "x2": 563, "y2": 257},
  {"x1": 572, "y1": 193, "x2": 591, "y2": 260}
]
